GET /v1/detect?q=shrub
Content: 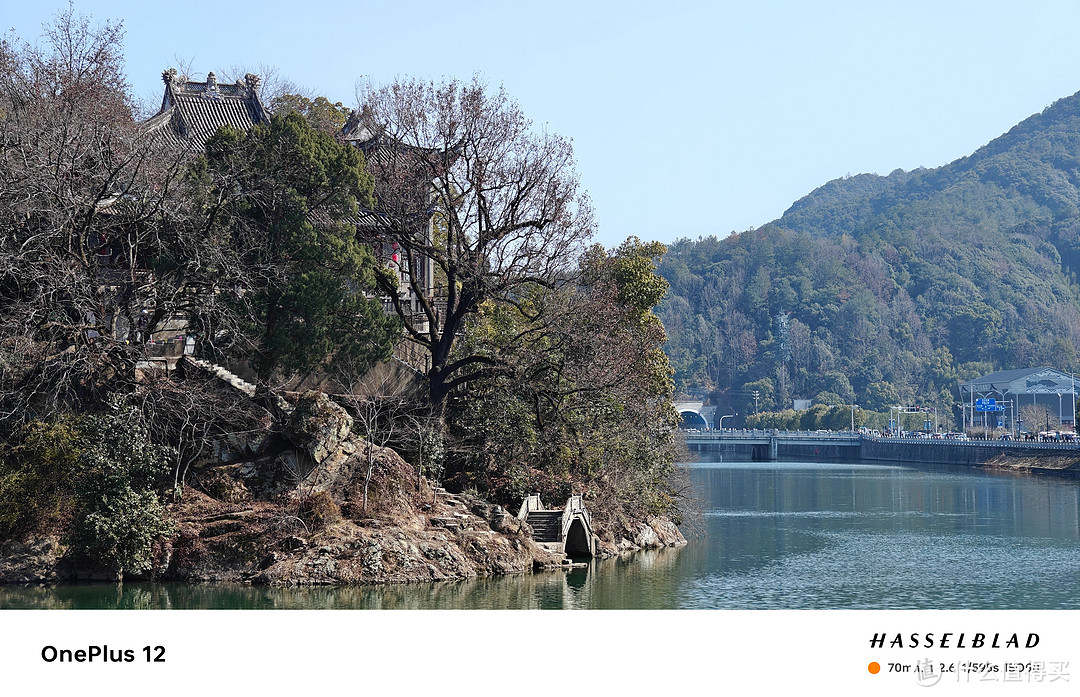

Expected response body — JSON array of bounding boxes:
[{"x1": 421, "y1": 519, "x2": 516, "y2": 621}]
[
  {"x1": 67, "y1": 488, "x2": 174, "y2": 576},
  {"x1": 0, "y1": 421, "x2": 82, "y2": 539},
  {"x1": 65, "y1": 406, "x2": 177, "y2": 576},
  {"x1": 298, "y1": 490, "x2": 340, "y2": 532}
]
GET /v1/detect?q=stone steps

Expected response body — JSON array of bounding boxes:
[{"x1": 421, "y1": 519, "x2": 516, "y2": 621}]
[
  {"x1": 185, "y1": 357, "x2": 293, "y2": 414},
  {"x1": 428, "y1": 487, "x2": 484, "y2": 532},
  {"x1": 202, "y1": 509, "x2": 254, "y2": 523},
  {"x1": 429, "y1": 516, "x2": 461, "y2": 531},
  {"x1": 525, "y1": 511, "x2": 562, "y2": 542}
]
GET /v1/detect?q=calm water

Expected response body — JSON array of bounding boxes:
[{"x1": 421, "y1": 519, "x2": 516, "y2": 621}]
[{"x1": 5, "y1": 457, "x2": 1080, "y2": 609}]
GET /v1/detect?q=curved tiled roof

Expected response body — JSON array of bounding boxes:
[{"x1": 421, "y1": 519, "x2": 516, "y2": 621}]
[{"x1": 145, "y1": 69, "x2": 270, "y2": 148}]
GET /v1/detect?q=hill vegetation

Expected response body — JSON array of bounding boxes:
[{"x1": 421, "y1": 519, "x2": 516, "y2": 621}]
[{"x1": 658, "y1": 90, "x2": 1080, "y2": 428}]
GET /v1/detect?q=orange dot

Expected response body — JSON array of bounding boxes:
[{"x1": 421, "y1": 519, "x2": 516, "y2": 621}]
[{"x1": 868, "y1": 662, "x2": 881, "y2": 674}]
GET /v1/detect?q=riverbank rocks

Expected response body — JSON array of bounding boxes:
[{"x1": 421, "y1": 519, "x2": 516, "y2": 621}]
[
  {"x1": 984, "y1": 453, "x2": 1080, "y2": 474},
  {"x1": 284, "y1": 390, "x2": 353, "y2": 464},
  {"x1": 146, "y1": 443, "x2": 550, "y2": 586},
  {"x1": 595, "y1": 516, "x2": 687, "y2": 557},
  {"x1": 0, "y1": 536, "x2": 66, "y2": 584},
  {"x1": 0, "y1": 388, "x2": 686, "y2": 586}
]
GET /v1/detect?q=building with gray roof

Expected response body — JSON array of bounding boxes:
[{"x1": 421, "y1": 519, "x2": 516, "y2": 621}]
[
  {"x1": 140, "y1": 70, "x2": 437, "y2": 346},
  {"x1": 144, "y1": 69, "x2": 270, "y2": 147},
  {"x1": 960, "y1": 367, "x2": 1077, "y2": 432}
]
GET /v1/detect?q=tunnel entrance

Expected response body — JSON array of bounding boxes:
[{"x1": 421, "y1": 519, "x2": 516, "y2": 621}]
[{"x1": 679, "y1": 411, "x2": 708, "y2": 430}]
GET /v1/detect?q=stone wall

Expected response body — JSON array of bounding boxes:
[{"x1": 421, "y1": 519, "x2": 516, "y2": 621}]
[{"x1": 860, "y1": 440, "x2": 1040, "y2": 466}]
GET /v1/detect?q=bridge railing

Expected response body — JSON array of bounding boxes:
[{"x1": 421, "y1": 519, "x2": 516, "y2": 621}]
[
  {"x1": 682, "y1": 428, "x2": 1080, "y2": 449},
  {"x1": 682, "y1": 430, "x2": 860, "y2": 443},
  {"x1": 863, "y1": 435, "x2": 1080, "y2": 450},
  {"x1": 560, "y1": 494, "x2": 593, "y2": 538},
  {"x1": 560, "y1": 494, "x2": 594, "y2": 551},
  {"x1": 517, "y1": 493, "x2": 546, "y2": 520}
]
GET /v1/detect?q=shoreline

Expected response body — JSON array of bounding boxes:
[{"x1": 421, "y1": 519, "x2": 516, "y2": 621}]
[
  {"x1": 1, "y1": 392, "x2": 687, "y2": 588},
  {"x1": 0, "y1": 483, "x2": 686, "y2": 587},
  {"x1": 981, "y1": 452, "x2": 1080, "y2": 476}
]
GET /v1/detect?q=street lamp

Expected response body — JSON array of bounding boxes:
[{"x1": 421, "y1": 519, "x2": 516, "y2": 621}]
[
  {"x1": 850, "y1": 404, "x2": 859, "y2": 433},
  {"x1": 719, "y1": 413, "x2": 736, "y2": 432}
]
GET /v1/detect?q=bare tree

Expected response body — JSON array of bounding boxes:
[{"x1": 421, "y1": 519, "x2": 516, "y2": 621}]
[
  {"x1": 353, "y1": 75, "x2": 596, "y2": 406},
  {"x1": 1019, "y1": 403, "x2": 1059, "y2": 435},
  {"x1": 339, "y1": 371, "x2": 408, "y2": 514},
  {"x1": 224, "y1": 62, "x2": 300, "y2": 110},
  {"x1": 402, "y1": 410, "x2": 444, "y2": 502},
  {"x1": 131, "y1": 370, "x2": 271, "y2": 498},
  {"x1": 0, "y1": 8, "x2": 195, "y2": 423}
]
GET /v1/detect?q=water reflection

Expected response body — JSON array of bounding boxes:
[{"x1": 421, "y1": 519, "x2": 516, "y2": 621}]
[
  {"x1": 0, "y1": 546, "x2": 687, "y2": 610},
  {"x1": 680, "y1": 459, "x2": 1080, "y2": 609}
]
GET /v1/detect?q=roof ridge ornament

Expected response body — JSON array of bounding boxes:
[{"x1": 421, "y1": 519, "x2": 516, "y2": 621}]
[{"x1": 202, "y1": 71, "x2": 222, "y2": 102}]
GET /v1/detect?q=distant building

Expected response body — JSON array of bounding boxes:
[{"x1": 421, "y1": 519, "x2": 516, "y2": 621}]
[
  {"x1": 341, "y1": 110, "x2": 441, "y2": 339},
  {"x1": 960, "y1": 367, "x2": 1077, "y2": 430},
  {"x1": 144, "y1": 69, "x2": 270, "y2": 147},
  {"x1": 141, "y1": 70, "x2": 436, "y2": 351},
  {"x1": 135, "y1": 71, "x2": 438, "y2": 376}
]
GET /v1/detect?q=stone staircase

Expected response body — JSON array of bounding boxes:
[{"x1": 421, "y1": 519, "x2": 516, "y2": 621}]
[
  {"x1": 524, "y1": 510, "x2": 562, "y2": 542},
  {"x1": 186, "y1": 357, "x2": 256, "y2": 396},
  {"x1": 185, "y1": 357, "x2": 293, "y2": 414},
  {"x1": 196, "y1": 509, "x2": 255, "y2": 539}
]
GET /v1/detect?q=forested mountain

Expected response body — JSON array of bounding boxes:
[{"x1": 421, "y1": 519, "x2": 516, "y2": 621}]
[{"x1": 658, "y1": 90, "x2": 1080, "y2": 427}]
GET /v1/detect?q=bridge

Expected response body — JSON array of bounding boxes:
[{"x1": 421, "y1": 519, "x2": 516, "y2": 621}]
[
  {"x1": 518, "y1": 494, "x2": 596, "y2": 558},
  {"x1": 683, "y1": 430, "x2": 861, "y2": 460},
  {"x1": 682, "y1": 430, "x2": 1080, "y2": 463}
]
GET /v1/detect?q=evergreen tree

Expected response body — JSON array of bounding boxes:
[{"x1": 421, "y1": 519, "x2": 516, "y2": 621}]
[{"x1": 195, "y1": 113, "x2": 400, "y2": 386}]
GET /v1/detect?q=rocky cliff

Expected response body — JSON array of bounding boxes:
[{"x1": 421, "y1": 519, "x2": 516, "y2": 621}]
[{"x1": 0, "y1": 391, "x2": 685, "y2": 586}]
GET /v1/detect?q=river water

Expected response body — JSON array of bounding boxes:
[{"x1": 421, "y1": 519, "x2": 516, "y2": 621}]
[{"x1": 5, "y1": 456, "x2": 1080, "y2": 609}]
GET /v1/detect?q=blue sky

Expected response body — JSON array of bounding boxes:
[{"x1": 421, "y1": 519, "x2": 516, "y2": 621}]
[{"x1": 6, "y1": 1, "x2": 1080, "y2": 248}]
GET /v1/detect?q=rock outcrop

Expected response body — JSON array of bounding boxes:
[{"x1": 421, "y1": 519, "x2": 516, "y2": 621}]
[
  {"x1": 0, "y1": 388, "x2": 685, "y2": 586},
  {"x1": 283, "y1": 391, "x2": 353, "y2": 465},
  {"x1": 597, "y1": 517, "x2": 687, "y2": 556},
  {"x1": 0, "y1": 537, "x2": 66, "y2": 585}
]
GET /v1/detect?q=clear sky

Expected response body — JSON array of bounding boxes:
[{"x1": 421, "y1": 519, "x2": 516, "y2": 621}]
[{"x1": 6, "y1": 0, "x2": 1080, "y2": 249}]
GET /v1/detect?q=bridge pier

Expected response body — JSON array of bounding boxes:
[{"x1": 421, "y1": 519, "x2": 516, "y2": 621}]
[{"x1": 751, "y1": 439, "x2": 778, "y2": 461}]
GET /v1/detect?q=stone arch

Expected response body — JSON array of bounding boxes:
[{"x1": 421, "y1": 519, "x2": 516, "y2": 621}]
[{"x1": 564, "y1": 518, "x2": 593, "y2": 558}]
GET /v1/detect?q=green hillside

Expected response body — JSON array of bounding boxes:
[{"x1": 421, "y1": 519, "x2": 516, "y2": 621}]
[{"x1": 658, "y1": 91, "x2": 1080, "y2": 427}]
